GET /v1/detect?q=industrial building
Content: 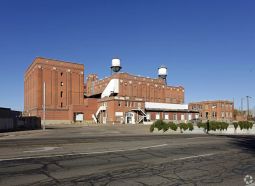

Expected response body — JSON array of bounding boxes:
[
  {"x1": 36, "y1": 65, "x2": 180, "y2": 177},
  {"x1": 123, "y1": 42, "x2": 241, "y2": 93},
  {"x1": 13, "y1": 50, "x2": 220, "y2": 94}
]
[
  {"x1": 189, "y1": 100, "x2": 234, "y2": 122},
  {"x1": 24, "y1": 57, "x2": 198, "y2": 124}
]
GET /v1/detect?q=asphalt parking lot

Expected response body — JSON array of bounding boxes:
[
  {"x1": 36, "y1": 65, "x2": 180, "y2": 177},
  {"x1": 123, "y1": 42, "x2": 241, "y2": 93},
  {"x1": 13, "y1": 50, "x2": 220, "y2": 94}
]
[{"x1": 0, "y1": 124, "x2": 255, "y2": 186}]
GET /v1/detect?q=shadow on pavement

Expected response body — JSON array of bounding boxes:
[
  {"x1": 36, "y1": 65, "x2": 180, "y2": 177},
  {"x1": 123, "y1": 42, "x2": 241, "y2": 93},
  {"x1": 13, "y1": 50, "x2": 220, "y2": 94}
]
[{"x1": 222, "y1": 135, "x2": 255, "y2": 154}]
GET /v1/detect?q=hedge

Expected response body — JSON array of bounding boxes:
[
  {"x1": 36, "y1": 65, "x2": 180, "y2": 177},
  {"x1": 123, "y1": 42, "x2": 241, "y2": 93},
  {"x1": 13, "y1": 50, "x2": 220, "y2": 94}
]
[
  {"x1": 150, "y1": 120, "x2": 193, "y2": 133},
  {"x1": 237, "y1": 121, "x2": 254, "y2": 130}
]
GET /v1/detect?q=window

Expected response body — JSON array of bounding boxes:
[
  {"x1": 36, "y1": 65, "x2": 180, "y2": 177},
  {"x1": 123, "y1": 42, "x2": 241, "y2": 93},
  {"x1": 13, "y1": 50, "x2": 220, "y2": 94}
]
[
  {"x1": 118, "y1": 101, "x2": 121, "y2": 107},
  {"x1": 173, "y1": 114, "x2": 177, "y2": 121},
  {"x1": 61, "y1": 72, "x2": 63, "y2": 76},
  {"x1": 212, "y1": 112, "x2": 217, "y2": 118},
  {"x1": 188, "y1": 114, "x2": 192, "y2": 120},
  {"x1": 60, "y1": 91, "x2": 63, "y2": 98},
  {"x1": 61, "y1": 82, "x2": 64, "y2": 86},
  {"x1": 164, "y1": 113, "x2": 169, "y2": 120},
  {"x1": 156, "y1": 113, "x2": 160, "y2": 120},
  {"x1": 138, "y1": 103, "x2": 141, "y2": 108},
  {"x1": 181, "y1": 114, "x2": 185, "y2": 121},
  {"x1": 205, "y1": 112, "x2": 209, "y2": 119},
  {"x1": 125, "y1": 101, "x2": 128, "y2": 107},
  {"x1": 221, "y1": 112, "x2": 225, "y2": 118},
  {"x1": 146, "y1": 113, "x2": 151, "y2": 121},
  {"x1": 61, "y1": 102, "x2": 63, "y2": 108}
]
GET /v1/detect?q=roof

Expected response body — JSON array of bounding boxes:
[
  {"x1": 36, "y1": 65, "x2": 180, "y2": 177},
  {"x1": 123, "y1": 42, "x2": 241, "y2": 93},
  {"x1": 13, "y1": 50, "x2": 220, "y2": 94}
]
[
  {"x1": 145, "y1": 102, "x2": 189, "y2": 111},
  {"x1": 25, "y1": 57, "x2": 84, "y2": 74},
  {"x1": 189, "y1": 100, "x2": 233, "y2": 105}
]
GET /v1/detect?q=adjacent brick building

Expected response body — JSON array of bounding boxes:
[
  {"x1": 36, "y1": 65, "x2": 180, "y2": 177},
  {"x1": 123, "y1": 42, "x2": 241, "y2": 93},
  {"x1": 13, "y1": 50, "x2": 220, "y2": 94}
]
[
  {"x1": 86, "y1": 72, "x2": 198, "y2": 124},
  {"x1": 189, "y1": 100, "x2": 234, "y2": 122}
]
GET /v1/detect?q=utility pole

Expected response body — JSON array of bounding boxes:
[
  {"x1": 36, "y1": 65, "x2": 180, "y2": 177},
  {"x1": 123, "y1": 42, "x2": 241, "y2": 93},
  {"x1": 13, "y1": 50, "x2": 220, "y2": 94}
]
[
  {"x1": 43, "y1": 81, "x2": 46, "y2": 130},
  {"x1": 241, "y1": 97, "x2": 244, "y2": 111},
  {"x1": 246, "y1": 96, "x2": 252, "y2": 121}
]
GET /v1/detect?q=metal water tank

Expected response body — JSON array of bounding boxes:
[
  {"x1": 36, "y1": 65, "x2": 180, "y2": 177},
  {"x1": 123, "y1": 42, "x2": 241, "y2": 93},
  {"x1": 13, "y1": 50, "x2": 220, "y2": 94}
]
[{"x1": 111, "y1": 58, "x2": 122, "y2": 73}]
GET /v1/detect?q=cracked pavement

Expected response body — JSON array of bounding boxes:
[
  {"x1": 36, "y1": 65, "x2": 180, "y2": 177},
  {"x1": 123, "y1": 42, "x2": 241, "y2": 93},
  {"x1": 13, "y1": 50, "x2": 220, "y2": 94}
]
[{"x1": 0, "y1": 125, "x2": 254, "y2": 186}]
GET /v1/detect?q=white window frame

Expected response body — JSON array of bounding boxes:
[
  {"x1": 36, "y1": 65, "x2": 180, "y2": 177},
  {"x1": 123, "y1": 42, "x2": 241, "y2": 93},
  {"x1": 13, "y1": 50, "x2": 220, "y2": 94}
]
[{"x1": 156, "y1": 113, "x2": 160, "y2": 120}]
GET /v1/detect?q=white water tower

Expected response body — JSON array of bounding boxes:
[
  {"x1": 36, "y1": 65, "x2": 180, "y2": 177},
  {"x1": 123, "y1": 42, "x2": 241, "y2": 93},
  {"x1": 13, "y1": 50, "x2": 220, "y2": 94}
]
[
  {"x1": 158, "y1": 65, "x2": 167, "y2": 84},
  {"x1": 111, "y1": 58, "x2": 122, "y2": 74}
]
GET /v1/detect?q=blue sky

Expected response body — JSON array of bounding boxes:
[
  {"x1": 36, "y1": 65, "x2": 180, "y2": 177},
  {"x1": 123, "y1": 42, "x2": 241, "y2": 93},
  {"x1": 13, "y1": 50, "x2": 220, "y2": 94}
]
[{"x1": 0, "y1": 0, "x2": 254, "y2": 111}]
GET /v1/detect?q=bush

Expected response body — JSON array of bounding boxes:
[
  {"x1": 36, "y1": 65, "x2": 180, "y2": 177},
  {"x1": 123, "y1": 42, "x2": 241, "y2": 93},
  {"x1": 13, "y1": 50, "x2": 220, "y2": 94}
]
[
  {"x1": 152, "y1": 120, "x2": 169, "y2": 132},
  {"x1": 162, "y1": 123, "x2": 170, "y2": 132},
  {"x1": 150, "y1": 124, "x2": 155, "y2": 133},
  {"x1": 238, "y1": 121, "x2": 254, "y2": 130},
  {"x1": 221, "y1": 122, "x2": 229, "y2": 131},
  {"x1": 179, "y1": 123, "x2": 188, "y2": 131},
  {"x1": 249, "y1": 122, "x2": 254, "y2": 129},
  {"x1": 169, "y1": 122, "x2": 178, "y2": 131},
  {"x1": 233, "y1": 122, "x2": 238, "y2": 130},
  {"x1": 187, "y1": 123, "x2": 194, "y2": 131},
  {"x1": 197, "y1": 122, "x2": 205, "y2": 128},
  {"x1": 209, "y1": 121, "x2": 218, "y2": 131},
  {"x1": 154, "y1": 120, "x2": 165, "y2": 131}
]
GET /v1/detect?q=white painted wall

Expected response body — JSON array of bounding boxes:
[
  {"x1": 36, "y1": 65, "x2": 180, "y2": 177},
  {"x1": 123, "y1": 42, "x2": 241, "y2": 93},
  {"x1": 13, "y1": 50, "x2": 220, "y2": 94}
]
[
  {"x1": 101, "y1": 79, "x2": 119, "y2": 98},
  {"x1": 145, "y1": 102, "x2": 188, "y2": 110}
]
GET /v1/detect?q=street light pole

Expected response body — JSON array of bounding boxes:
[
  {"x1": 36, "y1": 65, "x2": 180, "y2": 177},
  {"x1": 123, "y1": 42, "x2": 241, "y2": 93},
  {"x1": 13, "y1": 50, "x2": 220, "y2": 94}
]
[
  {"x1": 43, "y1": 81, "x2": 46, "y2": 130},
  {"x1": 241, "y1": 98, "x2": 244, "y2": 111},
  {"x1": 246, "y1": 96, "x2": 252, "y2": 121}
]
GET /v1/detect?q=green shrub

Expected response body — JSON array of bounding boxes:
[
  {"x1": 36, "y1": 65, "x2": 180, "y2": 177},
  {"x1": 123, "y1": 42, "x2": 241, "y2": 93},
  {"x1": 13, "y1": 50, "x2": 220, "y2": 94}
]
[
  {"x1": 221, "y1": 122, "x2": 229, "y2": 131},
  {"x1": 154, "y1": 120, "x2": 164, "y2": 131},
  {"x1": 239, "y1": 121, "x2": 244, "y2": 130},
  {"x1": 197, "y1": 122, "x2": 205, "y2": 128},
  {"x1": 150, "y1": 124, "x2": 155, "y2": 132},
  {"x1": 209, "y1": 121, "x2": 218, "y2": 131},
  {"x1": 187, "y1": 123, "x2": 194, "y2": 131},
  {"x1": 233, "y1": 122, "x2": 238, "y2": 130},
  {"x1": 152, "y1": 120, "x2": 169, "y2": 132},
  {"x1": 179, "y1": 123, "x2": 188, "y2": 131},
  {"x1": 208, "y1": 121, "x2": 229, "y2": 131},
  {"x1": 249, "y1": 122, "x2": 254, "y2": 129},
  {"x1": 238, "y1": 121, "x2": 253, "y2": 130},
  {"x1": 168, "y1": 122, "x2": 178, "y2": 131},
  {"x1": 162, "y1": 123, "x2": 170, "y2": 132}
]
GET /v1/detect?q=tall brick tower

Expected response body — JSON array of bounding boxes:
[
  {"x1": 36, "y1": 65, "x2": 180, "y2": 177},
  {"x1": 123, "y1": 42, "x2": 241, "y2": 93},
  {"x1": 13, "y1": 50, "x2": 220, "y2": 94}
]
[{"x1": 24, "y1": 57, "x2": 85, "y2": 121}]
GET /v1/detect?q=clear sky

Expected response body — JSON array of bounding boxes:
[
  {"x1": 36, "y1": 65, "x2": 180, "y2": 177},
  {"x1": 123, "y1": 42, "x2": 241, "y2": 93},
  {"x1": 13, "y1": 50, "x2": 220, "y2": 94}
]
[{"x1": 0, "y1": 0, "x2": 254, "y2": 111}]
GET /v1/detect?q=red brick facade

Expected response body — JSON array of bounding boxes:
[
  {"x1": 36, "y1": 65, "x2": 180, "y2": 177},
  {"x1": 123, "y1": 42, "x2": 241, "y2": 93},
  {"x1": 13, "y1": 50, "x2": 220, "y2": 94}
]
[
  {"x1": 189, "y1": 100, "x2": 234, "y2": 122},
  {"x1": 87, "y1": 73, "x2": 184, "y2": 104},
  {"x1": 24, "y1": 57, "x2": 96, "y2": 121}
]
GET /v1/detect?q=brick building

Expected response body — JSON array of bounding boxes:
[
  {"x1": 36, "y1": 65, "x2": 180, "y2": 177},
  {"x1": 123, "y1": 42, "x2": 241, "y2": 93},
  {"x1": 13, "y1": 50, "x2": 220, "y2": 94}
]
[
  {"x1": 24, "y1": 57, "x2": 198, "y2": 124},
  {"x1": 24, "y1": 57, "x2": 97, "y2": 123},
  {"x1": 86, "y1": 72, "x2": 198, "y2": 124},
  {"x1": 189, "y1": 100, "x2": 234, "y2": 122}
]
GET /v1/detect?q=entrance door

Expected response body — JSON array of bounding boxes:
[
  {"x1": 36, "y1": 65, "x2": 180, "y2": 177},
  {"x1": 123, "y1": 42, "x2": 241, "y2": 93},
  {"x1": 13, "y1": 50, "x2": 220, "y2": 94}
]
[{"x1": 125, "y1": 112, "x2": 134, "y2": 124}]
